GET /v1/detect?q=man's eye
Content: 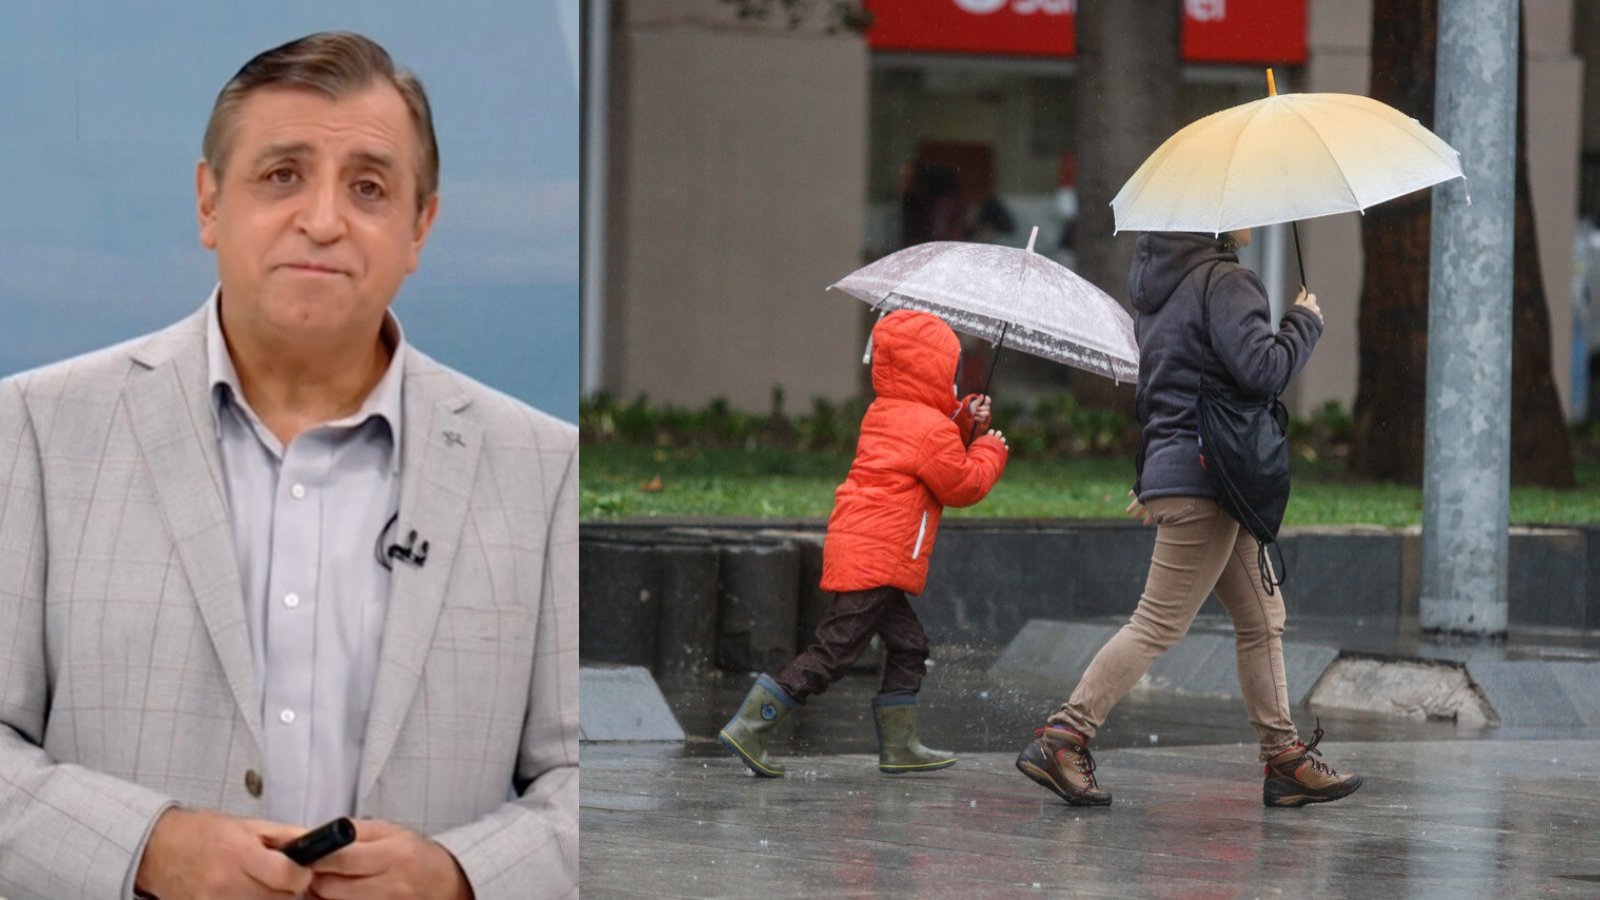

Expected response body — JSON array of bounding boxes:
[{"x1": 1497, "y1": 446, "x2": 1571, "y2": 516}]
[
  {"x1": 354, "y1": 180, "x2": 386, "y2": 200},
  {"x1": 266, "y1": 168, "x2": 297, "y2": 185}
]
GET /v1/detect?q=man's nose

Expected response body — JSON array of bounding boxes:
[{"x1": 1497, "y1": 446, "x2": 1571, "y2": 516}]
[{"x1": 296, "y1": 177, "x2": 348, "y2": 243}]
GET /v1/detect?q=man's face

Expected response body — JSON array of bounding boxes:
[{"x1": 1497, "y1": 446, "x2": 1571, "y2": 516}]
[{"x1": 197, "y1": 82, "x2": 438, "y2": 346}]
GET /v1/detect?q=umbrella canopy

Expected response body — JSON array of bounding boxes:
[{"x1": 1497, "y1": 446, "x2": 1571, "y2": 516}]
[
  {"x1": 829, "y1": 228, "x2": 1138, "y2": 384},
  {"x1": 1112, "y1": 72, "x2": 1464, "y2": 235}
]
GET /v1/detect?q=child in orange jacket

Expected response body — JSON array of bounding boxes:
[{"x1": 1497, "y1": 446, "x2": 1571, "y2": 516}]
[{"x1": 719, "y1": 310, "x2": 1009, "y2": 777}]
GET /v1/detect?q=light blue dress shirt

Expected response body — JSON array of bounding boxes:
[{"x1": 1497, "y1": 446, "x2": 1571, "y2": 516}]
[{"x1": 205, "y1": 288, "x2": 405, "y2": 828}]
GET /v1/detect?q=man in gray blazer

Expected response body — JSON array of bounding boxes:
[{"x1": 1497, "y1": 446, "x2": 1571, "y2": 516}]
[{"x1": 0, "y1": 32, "x2": 576, "y2": 900}]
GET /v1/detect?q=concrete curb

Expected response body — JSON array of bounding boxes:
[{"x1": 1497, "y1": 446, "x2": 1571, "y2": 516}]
[
  {"x1": 579, "y1": 664, "x2": 685, "y2": 742},
  {"x1": 990, "y1": 618, "x2": 1600, "y2": 728},
  {"x1": 580, "y1": 520, "x2": 1599, "y2": 679},
  {"x1": 1467, "y1": 660, "x2": 1600, "y2": 727},
  {"x1": 992, "y1": 620, "x2": 1338, "y2": 706}
]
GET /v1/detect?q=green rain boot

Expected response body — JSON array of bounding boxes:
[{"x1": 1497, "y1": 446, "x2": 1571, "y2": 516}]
[
  {"x1": 873, "y1": 692, "x2": 956, "y2": 774},
  {"x1": 718, "y1": 674, "x2": 796, "y2": 777}
]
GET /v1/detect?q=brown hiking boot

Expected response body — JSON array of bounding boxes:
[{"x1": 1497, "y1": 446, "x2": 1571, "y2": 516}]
[
  {"x1": 1263, "y1": 722, "x2": 1361, "y2": 808},
  {"x1": 1016, "y1": 725, "x2": 1112, "y2": 806}
]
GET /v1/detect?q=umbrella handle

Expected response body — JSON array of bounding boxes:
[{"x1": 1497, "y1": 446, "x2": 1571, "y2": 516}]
[
  {"x1": 1266, "y1": 69, "x2": 1309, "y2": 292},
  {"x1": 968, "y1": 322, "x2": 1009, "y2": 444},
  {"x1": 1291, "y1": 220, "x2": 1307, "y2": 290},
  {"x1": 980, "y1": 322, "x2": 1008, "y2": 397}
]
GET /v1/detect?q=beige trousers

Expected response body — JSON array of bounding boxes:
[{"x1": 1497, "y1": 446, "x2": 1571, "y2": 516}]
[{"x1": 1048, "y1": 496, "x2": 1300, "y2": 761}]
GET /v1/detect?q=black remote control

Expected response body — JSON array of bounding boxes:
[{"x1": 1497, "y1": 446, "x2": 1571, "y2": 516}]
[{"x1": 279, "y1": 817, "x2": 357, "y2": 866}]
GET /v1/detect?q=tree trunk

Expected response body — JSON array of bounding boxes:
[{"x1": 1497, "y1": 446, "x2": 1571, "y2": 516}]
[
  {"x1": 1352, "y1": 0, "x2": 1574, "y2": 487},
  {"x1": 1350, "y1": 0, "x2": 1436, "y2": 482},
  {"x1": 1070, "y1": 0, "x2": 1181, "y2": 411}
]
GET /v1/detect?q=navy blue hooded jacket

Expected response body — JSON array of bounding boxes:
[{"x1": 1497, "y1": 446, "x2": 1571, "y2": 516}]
[{"x1": 1129, "y1": 232, "x2": 1324, "y2": 500}]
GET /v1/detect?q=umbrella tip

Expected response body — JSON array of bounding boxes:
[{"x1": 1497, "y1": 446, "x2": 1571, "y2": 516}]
[
  {"x1": 1266, "y1": 68, "x2": 1277, "y2": 97},
  {"x1": 1026, "y1": 225, "x2": 1039, "y2": 253}
]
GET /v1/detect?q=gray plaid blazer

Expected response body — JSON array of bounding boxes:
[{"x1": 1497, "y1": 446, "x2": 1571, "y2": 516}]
[{"x1": 0, "y1": 308, "x2": 577, "y2": 899}]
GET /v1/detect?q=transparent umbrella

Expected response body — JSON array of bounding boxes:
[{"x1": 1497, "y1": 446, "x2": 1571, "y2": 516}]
[{"x1": 829, "y1": 227, "x2": 1138, "y2": 390}]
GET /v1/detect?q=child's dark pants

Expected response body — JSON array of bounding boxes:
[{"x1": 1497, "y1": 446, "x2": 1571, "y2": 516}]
[{"x1": 774, "y1": 586, "x2": 929, "y2": 703}]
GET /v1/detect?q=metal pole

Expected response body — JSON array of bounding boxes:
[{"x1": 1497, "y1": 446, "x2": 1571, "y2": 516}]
[
  {"x1": 580, "y1": 0, "x2": 611, "y2": 397},
  {"x1": 1421, "y1": 0, "x2": 1517, "y2": 636},
  {"x1": 1261, "y1": 223, "x2": 1288, "y2": 324}
]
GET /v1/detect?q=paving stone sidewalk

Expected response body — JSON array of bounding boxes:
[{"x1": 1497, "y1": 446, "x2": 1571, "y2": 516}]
[
  {"x1": 583, "y1": 632, "x2": 1600, "y2": 898},
  {"x1": 582, "y1": 738, "x2": 1600, "y2": 898}
]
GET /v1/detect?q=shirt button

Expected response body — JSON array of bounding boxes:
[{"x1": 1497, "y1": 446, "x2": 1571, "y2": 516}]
[
  {"x1": 284, "y1": 593, "x2": 301, "y2": 609},
  {"x1": 279, "y1": 709, "x2": 296, "y2": 725},
  {"x1": 290, "y1": 484, "x2": 306, "y2": 500},
  {"x1": 244, "y1": 769, "x2": 263, "y2": 797}
]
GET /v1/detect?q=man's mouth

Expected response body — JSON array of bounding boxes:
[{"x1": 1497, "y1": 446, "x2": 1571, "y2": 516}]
[{"x1": 280, "y1": 262, "x2": 348, "y2": 276}]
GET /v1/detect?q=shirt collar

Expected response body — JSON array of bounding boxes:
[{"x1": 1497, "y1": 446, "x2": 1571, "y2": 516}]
[{"x1": 205, "y1": 285, "x2": 407, "y2": 474}]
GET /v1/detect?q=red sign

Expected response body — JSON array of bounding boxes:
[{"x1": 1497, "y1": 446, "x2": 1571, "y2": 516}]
[{"x1": 864, "y1": 0, "x2": 1306, "y2": 65}]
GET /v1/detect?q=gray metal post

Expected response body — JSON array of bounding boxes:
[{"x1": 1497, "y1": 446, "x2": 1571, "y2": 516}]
[
  {"x1": 1421, "y1": 0, "x2": 1517, "y2": 636},
  {"x1": 581, "y1": 0, "x2": 611, "y2": 397}
]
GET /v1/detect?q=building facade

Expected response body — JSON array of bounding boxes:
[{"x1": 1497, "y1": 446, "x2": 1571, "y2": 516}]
[{"x1": 588, "y1": 0, "x2": 1591, "y2": 419}]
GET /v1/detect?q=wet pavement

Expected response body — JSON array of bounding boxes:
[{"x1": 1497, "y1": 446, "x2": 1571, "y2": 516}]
[
  {"x1": 583, "y1": 739, "x2": 1600, "y2": 898},
  {"x1": 582, "y1": 622, "x2": 1600, "y2": 897}
]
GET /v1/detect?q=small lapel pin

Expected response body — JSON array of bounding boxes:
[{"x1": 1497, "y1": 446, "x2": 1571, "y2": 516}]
[{"x1": 444, "y1": 430, "x2": 466, "y2": 448}]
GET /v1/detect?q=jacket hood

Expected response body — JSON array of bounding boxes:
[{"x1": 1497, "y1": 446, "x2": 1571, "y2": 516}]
[
  {"x1": 1128, "y1": 232, "x2": 1237, "y2": 315},
  {"x1": 870, "y1": 310, "x2": 961, "y2": 414}
]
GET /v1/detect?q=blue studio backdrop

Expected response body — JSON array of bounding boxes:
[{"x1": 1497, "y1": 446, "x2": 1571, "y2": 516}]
[{"x1": 0, "y1": 0, "x2": 581, "y2": 421}]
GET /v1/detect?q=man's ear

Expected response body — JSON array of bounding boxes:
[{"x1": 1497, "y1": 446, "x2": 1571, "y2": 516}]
[
  {"x1": 197, "y1": 161, "x2": 220, "y2": 250},
  {"x1": 406, "y1": 193, "x2": 440, "y2": 274}
]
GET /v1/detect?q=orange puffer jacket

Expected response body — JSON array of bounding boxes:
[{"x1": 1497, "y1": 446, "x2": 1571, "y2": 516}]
[{"x1": 820, "y1": 310, "x2": 1009, "y2": 596}]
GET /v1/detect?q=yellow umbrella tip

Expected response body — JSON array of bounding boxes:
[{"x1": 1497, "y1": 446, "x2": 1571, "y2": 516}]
[{"x1": 1266, "y1": 68, "x2": 1277, "y2": 96}]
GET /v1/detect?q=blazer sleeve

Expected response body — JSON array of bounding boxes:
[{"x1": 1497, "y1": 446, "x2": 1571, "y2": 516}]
[
  {"x1": 432, "y1": 430, "x2": 579, "y2": 900},
  {"x1": 0, "y1": 377, "x2": 175, "y2": 900},
  {"x1": 913, "y1": 419, "x2": 1008, "y2": 509},
  {"x1": 1207, "y1": 268, "x2": 1324, "y2": 398}
]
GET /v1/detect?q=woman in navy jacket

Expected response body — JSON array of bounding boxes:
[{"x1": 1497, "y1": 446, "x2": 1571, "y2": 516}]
[{"x1": 1015, "y1": 229, "x2": 1363, "y2": 810}]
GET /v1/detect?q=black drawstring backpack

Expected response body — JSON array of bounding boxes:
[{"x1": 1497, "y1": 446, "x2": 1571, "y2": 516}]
[{"x1": 1194, "y1": 264, "x2": 1290, "y2": 595}]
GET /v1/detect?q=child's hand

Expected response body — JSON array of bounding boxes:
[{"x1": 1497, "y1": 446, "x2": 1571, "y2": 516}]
[
  {"x1": 986, "y1": 428, "x2": 1007, "y2": 450},
  {"x1": 968, "y1": 394, "x2": 992, "y2": 431},
  {"x1": 1125, "y1": 489, "x2": 1152, "y2": 526}
]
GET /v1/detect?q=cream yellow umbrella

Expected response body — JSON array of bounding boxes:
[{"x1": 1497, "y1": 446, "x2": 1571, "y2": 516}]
[{"x1": 1111, "y1": 70, "x2": 1464, "y2": 284}]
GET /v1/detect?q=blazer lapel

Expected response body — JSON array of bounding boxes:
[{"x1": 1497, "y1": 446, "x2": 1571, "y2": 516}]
[
  {"x1": 357, "y1": 363, "x2": 481, "y2": 804},
  {"x1": 124, "y1": 319, "x2": 263, "y2": 754}
]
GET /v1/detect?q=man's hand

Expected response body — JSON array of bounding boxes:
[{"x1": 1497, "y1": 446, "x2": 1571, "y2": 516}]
[
  {"x1": 134, "y1": 807, "x2": 312, "y2": 900},
  {"x1": 1125, "y1": 489, "x2": 1153, "y2": 526},
  {"x1": 308, "y1": 819, "x2": 473, "y2": 900}
]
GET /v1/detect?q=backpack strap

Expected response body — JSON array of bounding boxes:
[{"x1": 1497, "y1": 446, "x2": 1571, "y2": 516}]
[
  {"x1": 1197, "y1": 262, "x2": 1222, "y2": 388},
  {"x1": 1194, "y1": 260, "x2": 1288, "y2": 596}
]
